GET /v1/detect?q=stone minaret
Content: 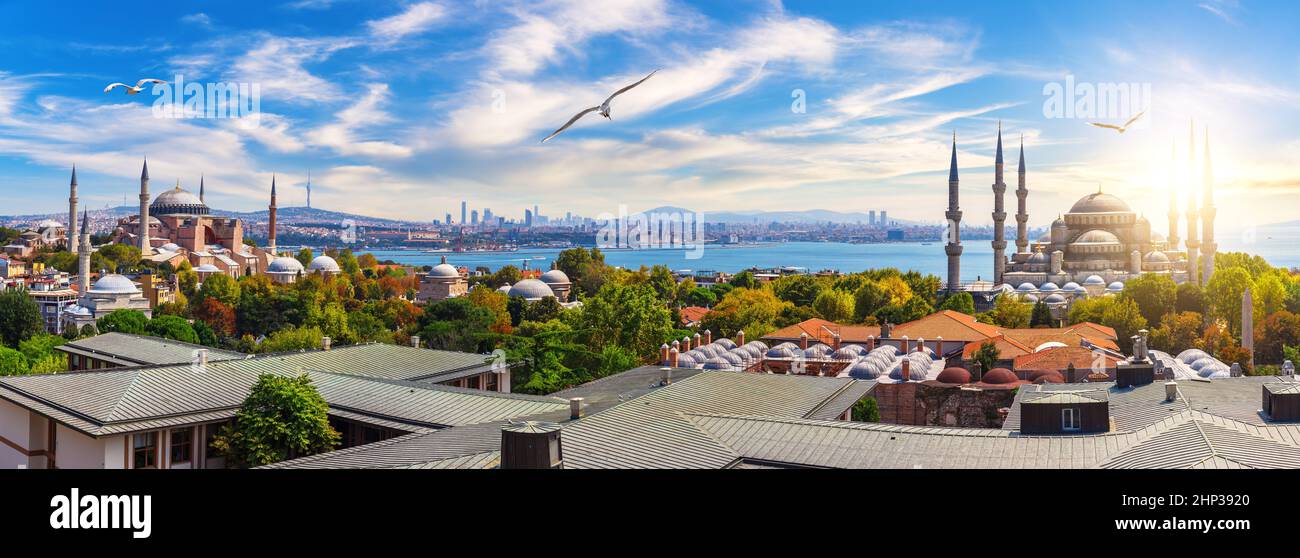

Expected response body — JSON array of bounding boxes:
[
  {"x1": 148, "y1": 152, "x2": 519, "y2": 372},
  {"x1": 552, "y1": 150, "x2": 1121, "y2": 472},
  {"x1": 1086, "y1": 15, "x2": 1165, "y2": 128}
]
[
  {"x1": 1200, "y1": 127, "x2": 1217, "y2": 284},
  {"x1": 991, "y1": 123, "x2": 1007, "y2": 285},
  {"x1": 268, "y1": 174, "x2": 278, "y2": 256},
  {"x1": 1014, "y1": 135, "x2": 1028, "y2": 255},
  {"x1": 68, "y1": 165, "x2": 79, "y2": 254},
  {"x1": 1184, "y1": 122, "x2": 1199, "y2": 285},
  {"x1": 945, "y1": 132, "x2": 963, "y2": 292},
  {"x1": 77, "y1": 210, "x2": 91, "y2": 293},
  {"x1": 199, "y1": 174, "x2": 205, "y2": 203},
  {"x1": 1166, "y1": 141, "x2": 1180, "y2": 251},
  {"x1": 138, "y1": 158, "x2": 151, "y2": 253},
  {"x1": 1242, "y1": 287, "x2": 1254, "y2": 363}
]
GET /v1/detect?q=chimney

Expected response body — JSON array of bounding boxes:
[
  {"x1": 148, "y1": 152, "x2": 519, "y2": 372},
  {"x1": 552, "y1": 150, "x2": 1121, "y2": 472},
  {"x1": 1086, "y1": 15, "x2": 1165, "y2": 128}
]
[
  {"x1": 936, "y1": 336, "x2": 944, "y2": 356},
  {"x1": 671, "y1": 339, "x2": 680, "y2": 353},
  {"x1": 410, "y1": 335, "x2": 420, "y2": 348},
  {"x1": 693, "y1": 333, "x2": 701, "y2": 350},
  {"x1": 832, "y1": 333, "x2": 841, "y2": 351},
  {"x1": 500, "y1": 421, "x2": 563, "y2": 469},
  {"x1": 321, "y1": 336, "x2": 331, "y2": 351},
  {"x1": 916, "y1": 337, "x2": 926, "y2": 354},
  {"x1": 972, "y1": 362, "x2": 983, "y2": 382},
  {"x1": 901, "y1": 359, "x2": 911, "y2": 382},
  {"x1": 669, "y1": 348, "x2": 679, "y2": 368},
  {"x1": 901, "y1": 335, "x2": 910, "y2": 353},
  {"x1": 661, "y1": 367, "x2": 673, "y2": 385},
  {"x1": 867, "y1": 335, "x2": 875, "y2": 351},
  {"x1": 682, "y1": 336, "x2": 691, "y2": 352},
  {"x1": 880, "y1": 322, "x2": 892, "y2": 339},
  {"x1": 660, "y1": 343, "x2": 671, "y2": 366},
  {"x1": 800, "y1": 332, "x2": 809, "y2": 350},
  {"x1": 196, "y1": 349, "x2": 208, "y2": 370},
  {"x1": 569, "y1": 397, "x2": 584, "y2": 420},
  {"x1": 1164, "y1": 381, "x2": 1179, "y2": 402},
  {"x1": 703, "y1": 329, "x2": 712, "y2": 345},
  {"x1": 736, "y1": 330, "x2": 745, "y2": 346}
]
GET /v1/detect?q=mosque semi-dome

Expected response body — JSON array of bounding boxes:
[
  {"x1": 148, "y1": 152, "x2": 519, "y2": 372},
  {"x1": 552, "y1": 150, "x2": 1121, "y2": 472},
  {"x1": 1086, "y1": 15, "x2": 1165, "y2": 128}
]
[
  {"x1": 539, "y1": 269, "x2": 571, "y2": 284},
  {"x1": 90, "y1": 274, "x2": 139, "y2": 294},
  {"x1": 268, "y1": 256, "x2": 305, "y2": 273},
  {"x1": 507, "y1": 279, "x2": 555, "y2": 300},
  {"x1": 309, "y1": 255, "x2": 341, "y2": 273}
]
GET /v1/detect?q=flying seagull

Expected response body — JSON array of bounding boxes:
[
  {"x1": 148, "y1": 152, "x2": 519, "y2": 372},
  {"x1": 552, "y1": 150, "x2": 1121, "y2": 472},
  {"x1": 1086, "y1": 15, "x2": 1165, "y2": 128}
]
[
  {"x1": 541, "y1": 69, "x2": 659, "y2": 143},
  {"x1": 1088, "y1": 110, "x2": 1146, "y2": 134},
  {"x1": 103, "y1": 78, "x2": 168, "y2": 95}
]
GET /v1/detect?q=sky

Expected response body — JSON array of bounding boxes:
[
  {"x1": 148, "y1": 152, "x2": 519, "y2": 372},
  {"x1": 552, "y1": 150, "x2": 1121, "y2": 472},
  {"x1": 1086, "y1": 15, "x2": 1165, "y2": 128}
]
[{"x1": 1, "y1": 0, "x2": 1299, "y2": 235}]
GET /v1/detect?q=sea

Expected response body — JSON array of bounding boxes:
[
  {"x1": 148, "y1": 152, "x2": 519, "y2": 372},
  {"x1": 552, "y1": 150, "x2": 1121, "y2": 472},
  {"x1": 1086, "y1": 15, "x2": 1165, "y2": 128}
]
[{"x1": 354, "y1": 224, "x2": 1300, "y2": 281}]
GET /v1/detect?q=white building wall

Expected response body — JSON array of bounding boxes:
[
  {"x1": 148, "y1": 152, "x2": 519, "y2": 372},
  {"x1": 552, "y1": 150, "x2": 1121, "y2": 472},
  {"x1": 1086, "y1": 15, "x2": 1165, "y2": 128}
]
[
  {"x1": 103, "y1": 435, "x2": 125, "y2": 469},
  {"x1": 0, "y1": 398, "x2": 33, "y2": 469},
  {"x1": 56, "y1": 424, "x2": 106, "y2": 469}
]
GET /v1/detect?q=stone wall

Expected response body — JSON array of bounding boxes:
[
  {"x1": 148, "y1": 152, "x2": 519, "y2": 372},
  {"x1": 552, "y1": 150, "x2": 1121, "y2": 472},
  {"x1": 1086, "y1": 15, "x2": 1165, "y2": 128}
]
[{"x1": 873, "y1": 382, "x2": 1017, "y2": 428}]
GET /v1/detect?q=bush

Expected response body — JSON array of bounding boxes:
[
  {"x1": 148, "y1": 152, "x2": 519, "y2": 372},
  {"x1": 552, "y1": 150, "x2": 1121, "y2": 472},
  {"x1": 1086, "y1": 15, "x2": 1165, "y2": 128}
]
[
  {"x1": 210, "y1": 373, "x2": 340, "y2": 468},
  {"x1": 852, "y1": 397, "x2": 881, "y2": 422}
]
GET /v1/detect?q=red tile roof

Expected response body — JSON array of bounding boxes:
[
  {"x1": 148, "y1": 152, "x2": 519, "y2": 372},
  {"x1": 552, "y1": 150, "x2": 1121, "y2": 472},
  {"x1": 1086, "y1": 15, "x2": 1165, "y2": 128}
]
[
  {"x1": 1013, "y1": 345, "x2": 1121, "y2": 372},
  {"x1": 762, "y1": 318, "x2": 881, "y2": 345},
  {"x1": 679, "y1": 306, "x2": 710, "y2": 326},
  {"x1": 892, "y1": 310, "x2": 1002, "y2": 342}
]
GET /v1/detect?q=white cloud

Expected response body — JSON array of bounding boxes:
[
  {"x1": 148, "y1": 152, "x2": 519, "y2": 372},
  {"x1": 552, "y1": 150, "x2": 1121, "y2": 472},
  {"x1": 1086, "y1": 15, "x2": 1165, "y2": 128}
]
[
  {"x1": 367, "y1": 2, "x2": 448, "y2": 45},
  {"x1": 180, "y1": 13, "x2": 213, "y2": 28},
  {"x1": 307, "y1": 84, "x2": 413, "y2": 158},
  {"x1": 228, "y1": 35, "x2": 358, "y2": 104},
  {"x1": 483, "y1": 0, "x2": 676, "y2": 77}
]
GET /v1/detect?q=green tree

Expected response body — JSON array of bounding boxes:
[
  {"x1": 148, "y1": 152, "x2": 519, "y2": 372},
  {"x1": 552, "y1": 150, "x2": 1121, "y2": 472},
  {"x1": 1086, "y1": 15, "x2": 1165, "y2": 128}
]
[
  {"x1": 986, "y1": 295, "x2": 1032, "y2": 328},
  {"x1": 1175, "y1": 282, "x2": 1205, "y2": 315},
  {"x1": 812, "y1": 289, "x2": 855, "y2": 322},
  {"x1": 210, "y1": 373, "x2": 340, "y2": 468},
  {"x1": 0, "y1": 347, "x2": 30, "y2": 376},
  {"x1": 1120, "y1": 273, "x2": 1177, "y2": 326},
  {"x1": 1030, "y1": 301, "x2": 1054, "y2": 327},
  {"x1": 1100, "y1": 296, "x2": 1149, "y2": 353},
  {"x1": 1150, "y1": 312, "x2": 1204, "y2": 353},
  {"x1": 191, "y1": 320, "x2": 220, "y2": 347},
  {"x1": 647, "y1": 265, "x2": 677, "y2": 303},
  {"x1": 851, "y1": 397, "x2": 881, "y2": 422},
  {"x1": 198, "y1": 273, "x2": 241, "y2": 307},
  {"x1": 937, "y1": 291, "x2": 976, "y2": 315},
  {"x1": 684, "y1": 287, "x2": 717, "y2": 308},
  {"x1": 700, "y1": 288, "x2": 790, "y2": 340},
  {"x1": 97, "y1": 309, "x2": 149, "y2": 335},
  {"x1": 853, "y1": 280, "x2": 892, "y2": 322},
  {"x1": 18, "y1": 333, "x2": 65, "y2": 363},
  {"x1": 491, "y1": 265, "x2": 522, "y2": 289},
  {"x1": 145, "y1": 315, "x2": 199, "y2": 344},
  {"x1": 554, "y1": 247, "x2": 604, "y2": 286},
  {"x1": 729, "y1": 271, "x2": 759, "y2": 290},
  {"x1": 257, "y1": 325, "x2": 326, "y2": 353},
  {"x1": 1254, "y1": 311, "x2": 1300, "y2": 365},
  {"x1": 1205, "y1": 267, "x2": 1254, "y2": 338},
  {"x1": 526, "y1": 296, "x2": 564, "y2": 323},
  {"x1": 972, "y1": 340, "x2": 1000, "y2": 375},
  {"x1": 875, "y1": 296, "x2": 932, "y2": 325},
  {"x1": 0, "y1": 288, "x2": 44, "y2": 347},
  {"x1": 295, "y1": 248, "x2": 314, "y2": 269},
  {"x1": 578, "y1": 282, "x2": 674, "y2": 360},
  {"x1": 771, "y1": 275, "x2": 827, "y2": 307},
  {"x1": 1253, "y1": 273, "x2": 1288, "y2": 318}
]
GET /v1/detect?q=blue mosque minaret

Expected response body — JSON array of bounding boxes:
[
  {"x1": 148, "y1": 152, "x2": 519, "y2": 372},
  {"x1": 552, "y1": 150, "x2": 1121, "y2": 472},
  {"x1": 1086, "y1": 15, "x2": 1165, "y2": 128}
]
[
  {"x1": 1200, "y1": 127, "x2": 1217, "y2": 284},
  {"x1": 1014, "y1": 135, "x2": 1028, "y2": 257},
  {"x1": 945, "y1": 132, "x2": 962, "y2": 292},
  {"x1": 991, "y1": 123, "x2": 1008, "y2": 285}
]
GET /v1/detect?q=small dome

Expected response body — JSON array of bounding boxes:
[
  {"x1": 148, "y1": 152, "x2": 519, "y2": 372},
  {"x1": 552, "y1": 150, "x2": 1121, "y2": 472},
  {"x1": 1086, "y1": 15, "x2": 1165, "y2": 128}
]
[
  {"x1": 430, "y1": 263, "x2": 460, "y2": 277},
  {"x1": 766, "y1": 347, "x2": 795, "y2": 358},
  {"x1": 1177, "y1": 349, "x2": 1210, "y2": 364},
  {"x1": 981, "y1": 368, "x2": 1019, "y2": 385},
  {"x1": 1106, "y1": 281, "x2": 1125, "y2": 292},
  {"x1": 507, "y1": 279, "x2": 555, "y2": 300},
  {"x1": 937, "y1": 367, "x2": 972, "y2": 384},
  {"x1": 675, "y1": 354, "x2": 698, "y2": 368},
  {"x1": 36, "y1": 219, "x2": 64, "y2": 230},
  {"x1": 1043, "y1": 293, "x2": 1067, "y2": 304},
  {"x1": 90, "y1": 274, "x2": 138, "y2": 294},
  {"x1": 497, "y1": 284, "x2": 512, "y2": 293},
  {"x1": 539, "y1": 269, "x2": 571, "y2": 284},
  {"x1": 1144, "y1": 251, "x2": 1170, "y2": 263},
  {"x1": 1028, "y1": 251, "x2": 1049, "y2": 264},
  {"x1": 720, "y1": 352, "x2": 745, "y2": 366},
  {"x1": 1022, "y1": 294, "x2": 1039, "y2": 303},
  {"x1": 268, "y1": 257, "x2": 304, "y2": 273},
  {"x1": 1190, "y1": 357, "x2": 1219, "y2": 371},
  {"x1": 309, "y1": 255, "x2": 341, "y2": 273},
  {"x1": 1073, "y1": 229, "x2": 1122, "y2": 245},
  {"x1": 847, "y1": 359, "x2": 884, "y2": 380},
  {"x1": 160, "y1": 243, "x2": 181, "y2": 252},
  {"x1": 1039, "y1": 282, "x2": 1060, "y2": 292},
  {"x1": 1061, "y1": 282, "x2": 1081, "y2": 291},
  {"x1": 805, "y1": 344, "x2": 833, "y2": 358},
  {"x1": 1083, "y1": 275, "x2": 1106, "y2": 286},
  {"x1": 194, "y1": 264, "x2": 220, "y2": 272},
  {"x1": 1069, "y1": 192, "x2": 1132, "y2": 214},
  {"x1": 714, "y1": 338, "x2": 736, "y2": 350},
  {"x1": 833, "y1": 346, "x2": 864, "y2": 360},
  {"x1": 702, "y1": 357, "x2": 732, "y2": 370},
  {"x1": 1017, "y1": 282, "x2": 1038, "y2": 292},
  {"x1": 1032, "y1": 372, "x2": 1066, "y2": 384}
]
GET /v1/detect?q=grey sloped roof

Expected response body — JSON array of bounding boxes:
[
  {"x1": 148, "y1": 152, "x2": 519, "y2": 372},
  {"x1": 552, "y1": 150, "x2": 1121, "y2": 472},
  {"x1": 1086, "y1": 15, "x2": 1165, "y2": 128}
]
[
  {"x1": 263, "y1": 420, "x2": 512, "y2": 469},
  {"x1": 57, "y1": 332, "x2": 245, "y2": 367},
  {"x1": 1021, "y1": 390, "x2": 1108, "y2": 405},
  {"x1": 550, "y1": 366, "x2": 707, "y2": 415},
  {"x1": 805, "y1": 380, "x2": 876, "y2": 420},
  {"x1": 0, "y1": 354, "x2": 567, "y2": 437},
  {"x1": 268, "y1": 343, "x2": 503, "y2": 383}
]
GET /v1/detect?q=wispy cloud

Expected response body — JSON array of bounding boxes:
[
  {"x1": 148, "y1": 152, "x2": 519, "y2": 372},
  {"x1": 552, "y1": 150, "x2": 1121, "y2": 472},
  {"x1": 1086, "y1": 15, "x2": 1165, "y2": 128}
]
[
  {"x1": 1198, "y1": 0, "x2": 1241, "y2": 25},
  {"x1": 180, "y1": 13, "x2": 213, "y2": 28},
  {"x1": 366, "y1": 2, "x2": 449, "y2": 46}
]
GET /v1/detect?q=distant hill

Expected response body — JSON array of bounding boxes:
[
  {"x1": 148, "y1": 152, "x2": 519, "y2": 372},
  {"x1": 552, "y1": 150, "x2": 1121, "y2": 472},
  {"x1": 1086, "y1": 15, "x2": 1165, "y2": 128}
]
[{"x1": 640, "y1": 206, "x2": 921, "y2": 226}]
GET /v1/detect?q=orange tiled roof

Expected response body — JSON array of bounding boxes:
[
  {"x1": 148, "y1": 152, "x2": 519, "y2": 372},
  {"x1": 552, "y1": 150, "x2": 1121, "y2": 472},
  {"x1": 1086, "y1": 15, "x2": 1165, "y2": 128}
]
[
  {"x1": 961, "y1": 334, "x2": 1035, "y2": 360},
  {"x1": 679, "y1": 306, "x2": 710, "y2": 325},
  {"x1": 761, "y1": 318, "x2": 881, "y2": 345},
  {"x1": 1013, "y1": 345, "x2": 1121, "y2": 372},
  {"x1": 892, "y1": 310, "x2": 1002, "y2": 342}
]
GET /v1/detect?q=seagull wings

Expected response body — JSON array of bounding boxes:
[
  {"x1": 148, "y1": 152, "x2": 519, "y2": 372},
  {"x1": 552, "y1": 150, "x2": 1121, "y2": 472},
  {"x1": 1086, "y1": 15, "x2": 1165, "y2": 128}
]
[
  {"x1": 1122, "y1": 110, "x2": 1145, "y2": 129},
  {"x1": 603, "y1": 69, "x2": 659, "y2": 105},
  {"x1": 135, "y1": 78, "x2": 168, "y2": 88},
  {"x1": 1088, "y1": 122, "x2": 1125, "y2": 132},
  {"x1": 541, "y1": 106, "x2": 601, "y2": 143},
  {"x1": 103, "y1": 83, "x2": 131, "y2": 93}
]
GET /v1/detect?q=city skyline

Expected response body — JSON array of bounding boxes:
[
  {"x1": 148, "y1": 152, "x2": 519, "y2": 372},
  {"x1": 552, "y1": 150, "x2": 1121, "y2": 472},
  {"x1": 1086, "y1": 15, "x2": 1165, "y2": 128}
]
[{"x1": 1, "y1": 0, "x2": 1299, "y2": 234}]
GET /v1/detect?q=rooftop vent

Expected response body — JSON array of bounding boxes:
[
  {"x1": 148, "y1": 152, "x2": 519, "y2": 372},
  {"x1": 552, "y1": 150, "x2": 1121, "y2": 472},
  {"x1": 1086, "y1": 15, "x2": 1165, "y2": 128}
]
[
  {"x1": 410, "y1": 335, "x2": 420, "y2": 348},
  {"x1": 569, "y1": 397, "x2": 584, "y2": 420},
  {"x1": 1263, "y1": 382, "x2": 1300, "y2": 422},
  {"x1": 1019, "y1": 389, "x2": 1110, "y2": 434},
  {"x1": 1165, "y1": 381, "x2": 1178, "y2": 402},
  {"x1": 500, "y1": 421, "x2": 563, "y2": 469},
  {"x1": 321, "y1": 336, "x2": 331, "y2": 351}
]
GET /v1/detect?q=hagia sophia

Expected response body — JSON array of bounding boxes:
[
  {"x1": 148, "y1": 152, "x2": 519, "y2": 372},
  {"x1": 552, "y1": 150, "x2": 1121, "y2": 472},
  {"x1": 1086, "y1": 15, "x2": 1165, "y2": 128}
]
[{"x1": 945, "y1": 123, "x2": 1218, "y2": 310}]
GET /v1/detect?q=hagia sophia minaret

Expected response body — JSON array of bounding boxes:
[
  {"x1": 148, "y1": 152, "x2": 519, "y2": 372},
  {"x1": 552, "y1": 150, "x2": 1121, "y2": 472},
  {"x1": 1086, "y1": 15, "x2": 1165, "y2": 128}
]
[
  {"x1": 945, "y1": 132, "x2": 962, "y2": 291},
  {"x1": 68, "y1": 165, "x2": 78, "y2": 254},
  {"x1": 268, "y1": 175, "x2": 278, "y2": 256},
  {"x1": 199, "y1": 174, "x2": 205, "y2": 203},
  {"x1": 991, "y1": 123, "x2": 1008, "y2": 285},
  {"x1": 77, "y1": 210, "x2": 91, "y2": 293},
  {"x1": 138, "y1": 158, "x2": 151, "y2": 254},
  {"x1": 1014, "y1": 135, "x2": 1028, "y2": 255},
  {"x1": 1167, "y1": 142, "x2": 1180, "y2": 251},
  {"x1": 1201, "y1": 128, "x2": 1217, "y2": 284},
  {"x1": 1184, "y1": 122, "x2": 1200, "y2": 286}
]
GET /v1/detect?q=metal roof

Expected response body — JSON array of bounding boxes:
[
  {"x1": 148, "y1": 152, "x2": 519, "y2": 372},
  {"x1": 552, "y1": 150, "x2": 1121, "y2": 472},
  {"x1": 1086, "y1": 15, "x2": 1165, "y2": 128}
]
[
  {"x1": 57, "y1": 332, "x2": 245, "y2": 367},
  {"x1": 0, "y1": 355, "x2": 567, "y2": 437},
  {"x1": 1021, "y1": 389, "x2": 1109, "y2": 405},
  {"x1": 267, "y1": 343, "x2": 507, "y2": 383}
]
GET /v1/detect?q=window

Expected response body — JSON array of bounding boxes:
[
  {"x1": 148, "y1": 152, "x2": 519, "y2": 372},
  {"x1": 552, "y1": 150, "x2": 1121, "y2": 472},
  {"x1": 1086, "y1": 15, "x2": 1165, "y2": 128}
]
[
  {"x1": 132, "y1": 432, "x2": 158, "y2": 469},
  {"x1": 1061, "y1": 408, "x2": 1080, "y2": 431},
  {"x1": 170, "y1": 428, "x2": 192, "y2": 464},
  {"x1": 466, "y1": 375, "x2": 481, "y2": 390}
]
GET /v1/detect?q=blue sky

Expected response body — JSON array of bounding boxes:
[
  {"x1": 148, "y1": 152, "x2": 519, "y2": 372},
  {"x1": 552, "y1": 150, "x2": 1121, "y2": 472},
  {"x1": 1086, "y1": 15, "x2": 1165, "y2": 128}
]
[{"x1": 1, "y1": 0, "x2": 1298, "y2": 232}]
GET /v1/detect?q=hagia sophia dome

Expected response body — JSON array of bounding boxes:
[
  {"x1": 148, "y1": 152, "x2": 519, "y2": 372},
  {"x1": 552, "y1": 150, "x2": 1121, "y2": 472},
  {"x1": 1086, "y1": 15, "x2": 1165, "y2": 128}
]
[{"x1": 150, "y1": 184, "x2": 209, "y2": 216}]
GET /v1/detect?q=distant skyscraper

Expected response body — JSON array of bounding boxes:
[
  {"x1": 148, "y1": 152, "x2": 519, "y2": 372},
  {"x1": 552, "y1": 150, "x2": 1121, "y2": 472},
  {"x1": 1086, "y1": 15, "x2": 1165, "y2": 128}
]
[
  {"x1": 534, "y1": 205, "x2": 539, "y2": 219},
  {"x1": 880, "y1": 211, "x2": 888, "y2": 227},
  {"x1": 306, "y1": 169, "x2": 312, "y2": 209},
  {"x1": 483, "y1": 208, "x2": 493, "y2": 225},
  {"x1": 461, "y1": 201, "x2": 467, "y2": 225},
  {"x1": 525, "y1": 209, "x2": 533, "y2": 227},
  {"x1": 445, "y1": 213, "x2": 452, "y2": 225},
  {"x1": 471, "y1": 209, "x2": 479, "y2": 225},
  {"x1": 869, "y1": 210, "x2": 876, "y2": 226}
]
